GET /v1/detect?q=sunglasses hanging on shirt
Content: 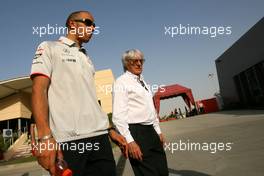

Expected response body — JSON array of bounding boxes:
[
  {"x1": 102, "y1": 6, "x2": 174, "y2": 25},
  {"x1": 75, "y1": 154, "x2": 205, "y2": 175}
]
[
  {"x1": 138, "y1": 79, "x2": 149, "y2": 92},
  {"x1": 79, "y1": 48, "x2": 87, "y2": 55}
]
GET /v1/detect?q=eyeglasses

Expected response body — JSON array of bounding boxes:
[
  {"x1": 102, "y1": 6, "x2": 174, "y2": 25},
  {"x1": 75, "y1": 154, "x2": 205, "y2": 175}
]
[
  {"x1": 128, "y1": 59, "x2": 145, "y2": 65},
  {"x1": 74, "y1": 19, "x2": 96, "y2": 27}
]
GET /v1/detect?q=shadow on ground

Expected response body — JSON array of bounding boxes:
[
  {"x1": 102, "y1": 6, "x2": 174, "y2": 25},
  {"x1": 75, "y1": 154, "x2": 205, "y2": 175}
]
[
  {"x1": 209, "y1": 109, "x2": 264, "y2": 116},
  {"x1": 116, "y1": 156, "x2": 210, "y2": 176},
  {"x1": 168, "y1": 168, "x2": 210, "y2": 176}
]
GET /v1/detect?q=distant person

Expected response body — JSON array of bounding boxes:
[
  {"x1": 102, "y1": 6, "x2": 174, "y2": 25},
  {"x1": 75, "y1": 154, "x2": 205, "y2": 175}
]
[
  {"x1": 174, "y1": 108, "x2": 178, "y2": 115},
  {"x1": 170, "y1": 111, "x2": 174, "y2": 117},
  {"x1": 31, "y1": 11, "x2": 127, "y2": 176},
  {"x1": 199, "y1": 102, "x2": 205, "y2": 114},
  {"x1": 174, "y1": 108, "x2": 178, "y2": 118},
  {"x1": 112, "y1": 49, "x2": 168, "y2": 176},
  {"x1": 185, "y1": 106, "x2": 189, "y2": 117},
  {"x1": 179, "y1": 108, "x2": 183, "y2": 118}
]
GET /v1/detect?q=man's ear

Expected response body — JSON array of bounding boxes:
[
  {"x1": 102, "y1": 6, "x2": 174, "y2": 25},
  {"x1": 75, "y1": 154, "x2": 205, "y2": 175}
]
[{"x1": 68, "y1": 20, "x2": 76, "y2": 30}]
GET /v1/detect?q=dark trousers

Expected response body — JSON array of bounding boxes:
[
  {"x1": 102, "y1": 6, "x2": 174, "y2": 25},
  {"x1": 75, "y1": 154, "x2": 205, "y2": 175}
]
[
  {"x1": 128, "y1": 124, "x2": 168, "y2": 176},
  {"x1": 61, "y1": 134, "x2": 116, "y2": 176}
]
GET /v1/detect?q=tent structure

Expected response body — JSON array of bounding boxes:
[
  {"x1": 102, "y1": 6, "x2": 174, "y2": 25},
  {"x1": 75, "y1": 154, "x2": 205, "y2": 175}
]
[
  {"x1": 153, "y1": 84, "x2": 195, "y2": 115},
  {"x1": 0, "y1": 76, "x2": 32, "y2": 122},
  {"x1": 0, "y1": 76, "x2": 32, "y2": 101}
]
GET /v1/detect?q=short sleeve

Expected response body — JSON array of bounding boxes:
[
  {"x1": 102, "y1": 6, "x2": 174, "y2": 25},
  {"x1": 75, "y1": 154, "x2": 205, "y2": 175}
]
[{"x1": 30, "y1": 41, "x2": 52, "y2": 79}]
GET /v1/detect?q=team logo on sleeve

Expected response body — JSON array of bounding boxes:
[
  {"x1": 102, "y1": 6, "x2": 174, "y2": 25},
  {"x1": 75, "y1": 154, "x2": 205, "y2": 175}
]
[{"x1": 34, "y1": 47, "x2": 44, "y2": 59}]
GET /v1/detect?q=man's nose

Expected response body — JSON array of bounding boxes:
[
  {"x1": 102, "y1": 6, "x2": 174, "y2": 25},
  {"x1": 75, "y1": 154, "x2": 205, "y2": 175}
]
[
  {"x1": 91, "y1": 26, "x2": 95, "y2": 32},
  {"x1": 135, "y1": 60, "x2": 142, "y2": 66}
]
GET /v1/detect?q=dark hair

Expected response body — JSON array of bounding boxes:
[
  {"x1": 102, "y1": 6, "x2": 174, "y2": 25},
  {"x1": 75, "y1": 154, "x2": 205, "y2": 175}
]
[{"x1": 65, "y1": 11, "x2": 90, "y2": 28}]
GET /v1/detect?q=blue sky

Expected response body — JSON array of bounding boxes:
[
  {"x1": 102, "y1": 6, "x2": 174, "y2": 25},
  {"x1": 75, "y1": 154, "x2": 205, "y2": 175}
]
[{"x1": 0, "y1": 0, "x2": 263, "y2": 115}]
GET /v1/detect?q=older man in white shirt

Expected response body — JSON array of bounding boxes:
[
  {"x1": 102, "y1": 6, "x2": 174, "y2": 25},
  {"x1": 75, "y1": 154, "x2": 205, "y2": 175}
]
[{"x1": 112, "y1": 49, "x2": 168, "y2": 176}]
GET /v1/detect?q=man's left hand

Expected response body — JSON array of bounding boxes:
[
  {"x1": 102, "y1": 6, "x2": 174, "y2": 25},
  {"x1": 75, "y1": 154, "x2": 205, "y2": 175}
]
[
  {"x1": 159, "y1": 133, "x2": 165, "y2": 146},
  {"x1": 109, "y1": 129, "x2": 128, "y2": 158}
]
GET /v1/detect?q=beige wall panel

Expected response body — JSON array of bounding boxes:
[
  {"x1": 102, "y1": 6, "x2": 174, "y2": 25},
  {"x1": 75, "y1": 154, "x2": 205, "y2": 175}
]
[
  {"x1": 0, "y1": 94, "x2": 21, "y2": 121},
  {"x1": 94, "y1": 69, "x2": 114, "y2": 114}
]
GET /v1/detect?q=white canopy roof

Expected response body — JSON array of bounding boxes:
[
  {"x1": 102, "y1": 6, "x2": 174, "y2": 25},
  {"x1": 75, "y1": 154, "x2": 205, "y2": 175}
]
[{"x1": 0, "y1": 76, "x2": 32, "y2": 100}]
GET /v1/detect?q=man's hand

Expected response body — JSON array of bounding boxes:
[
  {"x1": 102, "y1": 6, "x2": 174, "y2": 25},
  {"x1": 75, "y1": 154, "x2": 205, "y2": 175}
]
[
  {"x1": 128, "y1": 141, "x2": 143, "y2": 161},
  {"x1": 34, "y1": 138, "x2": 61, "y2": 176},
  {"x1": 109, "y1": 129, "x2": 128, "y2": 158},
  {"x1": 159, "y1": 133, "x2": 165, "y2": 146},
  {"x1": 32, "y1": 75, "x2": 58, "y2": 174}
]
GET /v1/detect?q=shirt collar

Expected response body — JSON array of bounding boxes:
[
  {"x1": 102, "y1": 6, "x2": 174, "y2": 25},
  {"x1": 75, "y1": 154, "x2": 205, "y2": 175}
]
[
  {"x1": 59, "y1": 36, "x2": 84, "y2": 49},
  {"x1": 125, "y1": 71, "x2": 144, "y2": 81},
  {"x1": 59, "y1": 36, "x2": 87, "y2": 54},
  {"x1": 59, "y1": 36, "x2": 80, "y2": 47}
]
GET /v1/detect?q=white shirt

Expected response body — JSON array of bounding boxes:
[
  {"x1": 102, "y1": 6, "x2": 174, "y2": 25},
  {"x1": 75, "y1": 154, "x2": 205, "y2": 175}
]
[
  {"x1": 30, "y1": 36, "x2": 109, "y2": 142},
  {"x1": 112, "y1": 71, "x2": 161, "y2": 143}
]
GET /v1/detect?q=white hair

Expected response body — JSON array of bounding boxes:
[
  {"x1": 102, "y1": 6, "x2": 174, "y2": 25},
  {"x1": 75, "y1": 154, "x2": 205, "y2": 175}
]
[{"x1": 122, "y1": 49, "x2": 144, "y2": 72}]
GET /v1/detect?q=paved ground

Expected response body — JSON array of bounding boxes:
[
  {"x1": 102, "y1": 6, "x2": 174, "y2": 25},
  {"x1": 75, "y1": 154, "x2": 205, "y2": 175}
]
[{"x1": 1, "y1": 110, "x2": 264, "y2": 176}]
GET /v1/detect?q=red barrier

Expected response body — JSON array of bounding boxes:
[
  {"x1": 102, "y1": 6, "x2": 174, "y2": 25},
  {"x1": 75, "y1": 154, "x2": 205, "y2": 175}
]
[{"x1": 197, "y1": 98, "x2": 219, "y2": 114}]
